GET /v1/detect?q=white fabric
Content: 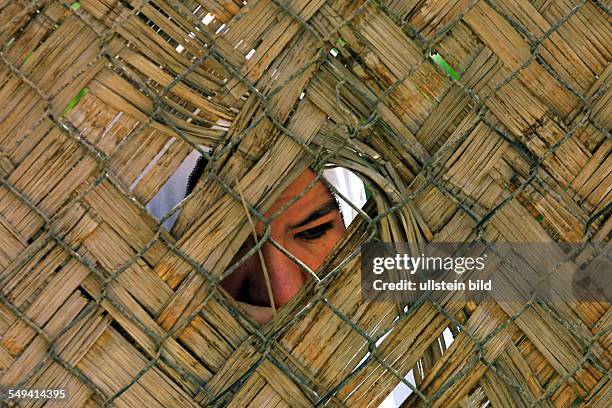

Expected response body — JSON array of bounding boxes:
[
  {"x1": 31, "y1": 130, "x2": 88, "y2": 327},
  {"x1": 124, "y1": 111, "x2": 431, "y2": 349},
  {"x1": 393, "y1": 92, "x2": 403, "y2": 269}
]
[
  {"x1": 323, "y1": 167, "x2": 367, "y2": 226},
  {"x1": 146, "y1": 150, "x2": 367, "y2": 229},
  {"x1": 146, "y1": 149, "x2": 202, "y2": 230}
]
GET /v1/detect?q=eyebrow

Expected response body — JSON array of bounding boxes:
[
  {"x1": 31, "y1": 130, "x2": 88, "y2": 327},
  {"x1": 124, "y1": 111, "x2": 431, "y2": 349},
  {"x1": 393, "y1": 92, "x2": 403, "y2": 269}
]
[{"x1": 288, "y1": 199, "x2": 339, "y2": 230}]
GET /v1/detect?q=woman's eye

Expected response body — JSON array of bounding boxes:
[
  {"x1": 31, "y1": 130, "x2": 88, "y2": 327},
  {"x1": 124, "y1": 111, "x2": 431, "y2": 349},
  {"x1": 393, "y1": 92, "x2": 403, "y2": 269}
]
[{"x1": 295, "y1": 222, "x2": 333, "y2": 241}]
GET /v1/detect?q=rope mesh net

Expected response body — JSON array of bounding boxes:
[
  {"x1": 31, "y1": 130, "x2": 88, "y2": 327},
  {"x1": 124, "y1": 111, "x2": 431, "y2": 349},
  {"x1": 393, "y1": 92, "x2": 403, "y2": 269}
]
[{"x1": 0, "y1": 0, "x2": 610, "y2": 407}]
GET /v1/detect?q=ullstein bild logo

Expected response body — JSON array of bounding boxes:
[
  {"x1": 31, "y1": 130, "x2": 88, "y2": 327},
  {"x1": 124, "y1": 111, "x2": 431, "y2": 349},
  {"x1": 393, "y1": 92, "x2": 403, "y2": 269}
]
[{"x1": 360, "y1": 242, "x2": 611, "y2": 304}]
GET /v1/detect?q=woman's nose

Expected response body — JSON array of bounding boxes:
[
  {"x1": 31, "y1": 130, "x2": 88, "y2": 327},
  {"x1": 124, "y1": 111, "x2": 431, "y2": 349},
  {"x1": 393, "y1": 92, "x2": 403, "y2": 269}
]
[{"x1": 262, "y1": 241, "x2": 308, "y2": 307}]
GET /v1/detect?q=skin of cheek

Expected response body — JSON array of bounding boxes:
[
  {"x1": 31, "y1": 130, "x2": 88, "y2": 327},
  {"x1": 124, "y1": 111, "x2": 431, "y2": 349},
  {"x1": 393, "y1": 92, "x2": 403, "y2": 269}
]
[{"x1": 266, "y1": 217, "x2": 345, "y2": 305}]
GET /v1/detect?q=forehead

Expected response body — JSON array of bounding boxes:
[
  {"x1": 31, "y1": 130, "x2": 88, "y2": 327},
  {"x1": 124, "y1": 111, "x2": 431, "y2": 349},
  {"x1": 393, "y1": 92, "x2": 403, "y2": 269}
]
[{"x1": 265, "y1": 170, "x2": 334, "y2": 221}]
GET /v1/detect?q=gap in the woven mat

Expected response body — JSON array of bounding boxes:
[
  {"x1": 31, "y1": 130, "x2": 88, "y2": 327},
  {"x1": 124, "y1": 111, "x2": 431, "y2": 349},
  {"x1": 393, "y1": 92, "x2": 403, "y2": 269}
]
[
  {"x1": 429, "y1": 52, "x2": 461, "y2": 81},
  {"x1": 146, "y1": 148, "x2": 208, "y2": 231},
  {"x1": 202, "y1": 12, "x2": 214, "y2": 25},
  {"x1": 144, "y1": 154, "x2": 367, "y2": 320},
  {"x1": 26, "y1": 227, "x2": 46, "y2": 245},
  {"x1": 108, "y1": 318, "x2": 158, "y2": 363},
  {"x1": 377, "y1": 370, "x2": 416, "y2": 408},
  {"x1": 376, "y1": 326, "x2": 455, "y2": 407},
  {"x1": 345, "y1": 330, "x2": 417, "y2": 407},
  {"x1": 221, "y1": 165, "x2": 365, "y2": 319},
  {"x1": 322, "y1": 167, "x2": 367, "y2": 228},
  {"x1": 216, "y1": 23, "x2": 226, "y2": 34},
  {"x1": 79, "y1": 285, "x2": 98, "y2": 303}
]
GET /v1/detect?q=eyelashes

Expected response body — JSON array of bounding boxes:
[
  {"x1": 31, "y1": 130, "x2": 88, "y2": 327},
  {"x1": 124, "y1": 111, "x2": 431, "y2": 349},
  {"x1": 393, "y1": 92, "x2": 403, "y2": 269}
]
[
  {"x1": 294, "y1": 222, "x2": 333, "y2": 241},
  {"x1": 235, "y1": 221, "x2": 334, "y2": 246}
]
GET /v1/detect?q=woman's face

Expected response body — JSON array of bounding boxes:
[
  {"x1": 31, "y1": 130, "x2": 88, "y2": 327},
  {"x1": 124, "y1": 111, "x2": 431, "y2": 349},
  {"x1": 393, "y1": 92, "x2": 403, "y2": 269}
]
[{"x1": 221, "y1": 169, "x2": 346, "y2": 323}]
